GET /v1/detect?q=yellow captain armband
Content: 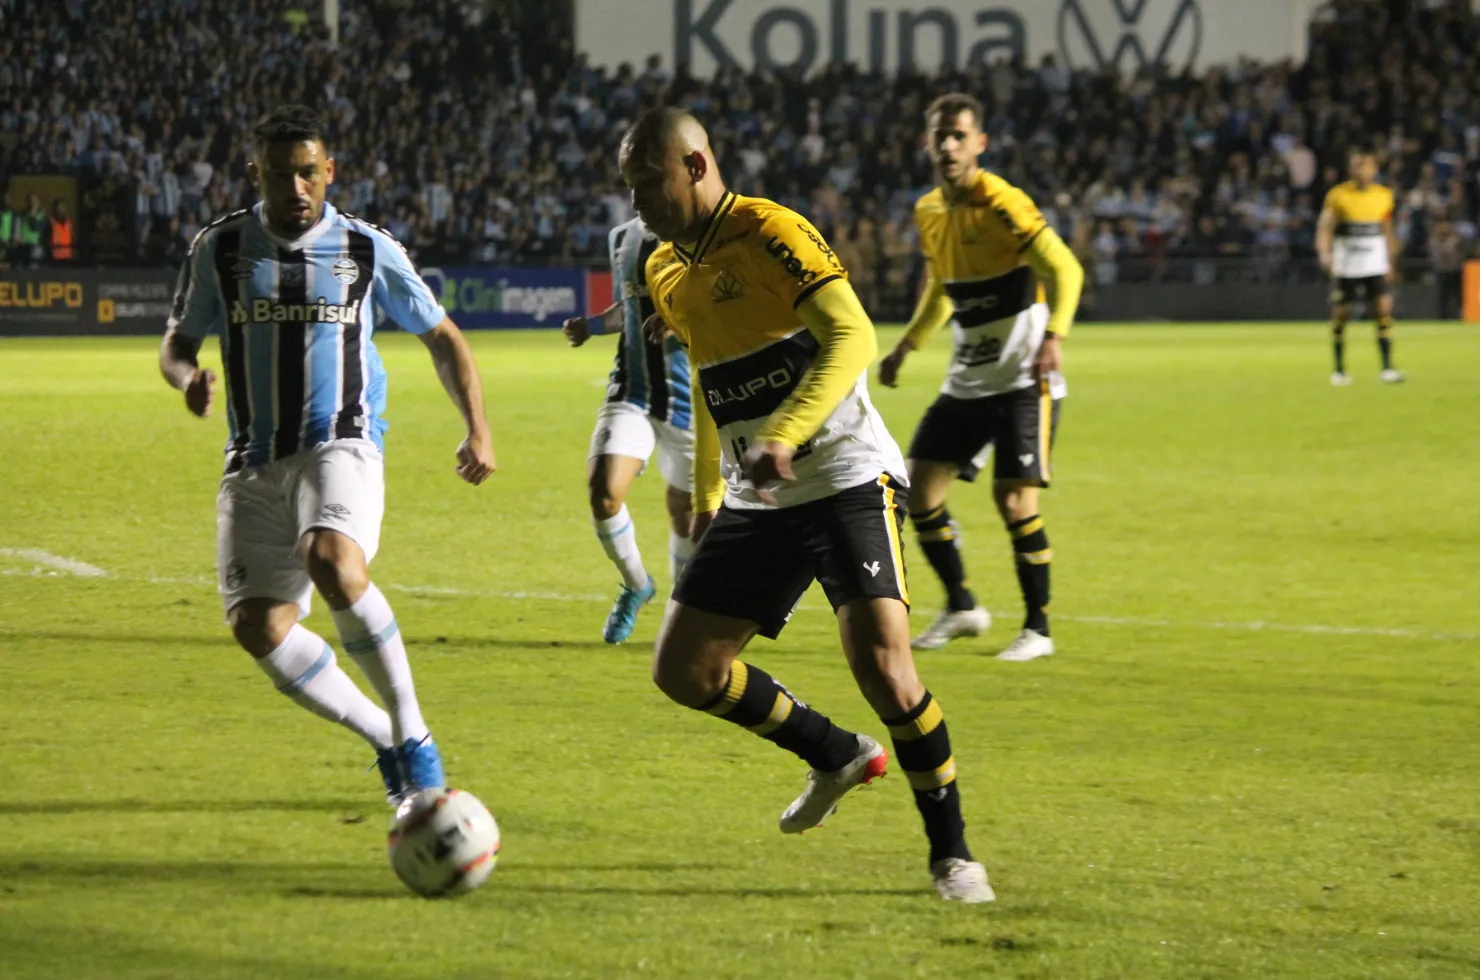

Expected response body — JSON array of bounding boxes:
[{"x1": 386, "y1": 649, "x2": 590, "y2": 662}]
[
  {"x1": 755, "y1": 278, "x2": 877, "y2": 449},
  {"x1": 1022, "y1": 227, "x2": 1084, "y2": 339}
]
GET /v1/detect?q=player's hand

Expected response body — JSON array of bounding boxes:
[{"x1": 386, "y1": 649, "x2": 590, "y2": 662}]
[
  {"x1": 1033, "y1": 333, "x2": 1063, "y2": 382},
  {"x1": 642, "y1": 313, "x2": 675, "y2": 345},
  {"x1": 691, "y1": 510, "x2": 717, "y2": 543},
  {"x1": 879, "y1": 345, "x2": 909, "y2": 388},
  {"x1": 1386, "y1": 268, "x2": 1397, "y2": 285},
  {"x1": 562, "y1": 316, "x2": 591, "y2": 347},
  {"x1": 1318, "y1": 254, "x2": 1332, "y2": 275},
  {"x1": 184, "y1": 368, "x2": 216, "y2": 418},
  {"x1": 743, "y1": 440, "x2": 796, "y2": 506},
  {"x1": 456, "y1": 428, "x2": 496, "y2": 485}
]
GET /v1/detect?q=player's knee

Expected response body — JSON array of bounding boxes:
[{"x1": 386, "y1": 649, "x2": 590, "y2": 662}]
[
  {"x1": 304, "y1": 532, "x2": 368, "y2": 604},
  {"x1": 587, "y1": 477, "x2": 623, "y2": 519},
  {"x1": 228, "y1": 601, "x2": 290, "y2": 658},
  {"x1": 664, "y1": 487, "x2": 692, "y2": 535},
  {"x1": 651, "y1": 638, "x2": 726, "y2": 708},
  {"x1": 993, "y1": 483, "x2": 1035, "y2": 522}
]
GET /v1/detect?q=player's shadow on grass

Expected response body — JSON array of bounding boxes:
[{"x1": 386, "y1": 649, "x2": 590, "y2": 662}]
[
  {"x1": 505, "y1": 882, "x2": 925, "y2": 898},
  {"x1": 0, "y1": 628, "x2": 237, "y2": 648},
  {"x1": 411, "y1": 635, "x2": 624, "y2": 652},
  {"x1": 0, "y1": 798, "x2": 374, "y2": 816},
  {"x1": 0, "y1": 858, "x2": 399, "y2": 894}
]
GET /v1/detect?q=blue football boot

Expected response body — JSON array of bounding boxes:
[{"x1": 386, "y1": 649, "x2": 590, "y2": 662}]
[
  {"x1": 603, "y1": 577, "x2": 657, "y2": 644},
  {"x1": 398, "y1": 734, "x2": 446, "y2": 791},
  {"x1": 373, "y1": 746, "x2": 409, "y2": 807}
]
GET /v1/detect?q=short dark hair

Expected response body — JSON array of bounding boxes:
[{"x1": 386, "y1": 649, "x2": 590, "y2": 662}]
[
  {"x1": 926, "y1": 92, "x2": 984, "y2": 128},
  {"x1": 622, "y1": 106, "x2": 685, "y2": 159},
  {"x1": 253, "y1": 105, "x2": 325, "y2": 149}
]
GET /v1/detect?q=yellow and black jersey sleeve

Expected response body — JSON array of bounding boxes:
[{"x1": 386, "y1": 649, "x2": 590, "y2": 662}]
[
  {"x1": 750, "y1": 208, "x2": 848, "y2": 310},
  {"x1": 986, "y1": 181, "x2": 1049, "y2": 252}
]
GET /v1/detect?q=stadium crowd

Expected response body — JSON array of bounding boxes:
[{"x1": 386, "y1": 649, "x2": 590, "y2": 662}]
[{"x1": 2, "y1": 0, "x2": 1479, "y2": 314}]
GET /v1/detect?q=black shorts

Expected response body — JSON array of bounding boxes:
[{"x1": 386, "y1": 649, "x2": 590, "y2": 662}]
[
  {"x1": 674, "y1": 474, "x2": 910, "y2": 639},
  {"x1": 1331, "y1": 275, "x2": 1388, "y2": 306},
  {"x1": 908, "y1": 382, "x2": 1062, "y2": 485}
]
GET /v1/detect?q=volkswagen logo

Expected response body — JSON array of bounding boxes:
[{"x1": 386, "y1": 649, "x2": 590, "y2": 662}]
[{"x1": 1058, "y1": 0, "x2": 1203, "y2": 72}]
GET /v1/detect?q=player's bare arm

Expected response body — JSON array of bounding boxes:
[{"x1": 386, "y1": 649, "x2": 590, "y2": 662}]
[
  {"x1": 880, "y1": 274, "x2": 950, "y2": 388},
  {"x1": 1316, "y1": 205, "x2": 1336, "y2": 273},
  {"x1": 418, "y1": 316, "x2": 496, "y2": 485},
  {"x1": 1021, "y1": 226, "x2": 1085, "y2": 380},
  {"x1": 159, "y1": 328, "x2": 215, "y2": 418},
  {"x1": 562, "y1": 302, "x2": 623, "y2": 347}
]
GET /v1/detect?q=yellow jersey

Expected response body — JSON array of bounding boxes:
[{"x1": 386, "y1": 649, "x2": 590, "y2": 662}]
[
  {"x1": 1323, "y1": 181, "x2": 1394, "y2": 278},
  {"x1": 914, "y1": 170, "x2": 1064, "y2": 399},
  {"x1": 646, "y1": 191, "x2": 904, "y2": 510}
]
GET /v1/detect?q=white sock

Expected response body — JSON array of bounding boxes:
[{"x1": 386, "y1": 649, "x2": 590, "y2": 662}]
[
  {"x1": 331, "y1": 583, "x2": 430, "y2": 747},
  {"x1": 670, "y1": 530, "x2": 695, "y2": 586},
  {"x1": 595, "y1": 505, "x2": 648, "y2": 591},
  {"x1": 257, "y1": 625, "x2": 393, "y2": 750}
]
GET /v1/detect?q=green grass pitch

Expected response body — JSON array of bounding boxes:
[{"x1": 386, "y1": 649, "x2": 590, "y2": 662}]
[{"x1": 0, "y1": 323, "x2": 1477, "y2": 979}]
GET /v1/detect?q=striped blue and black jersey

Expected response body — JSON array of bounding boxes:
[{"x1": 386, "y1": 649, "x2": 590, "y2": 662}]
[
  {"x1": 168, "y1": 202, "x2": 445, "y2": 472},
  {"x1": 604, "y1": 218, "x2": 691, "y2": 430}
]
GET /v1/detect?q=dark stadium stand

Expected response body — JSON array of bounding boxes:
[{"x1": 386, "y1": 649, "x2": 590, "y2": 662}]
[{"x1": 2, "y1": 0, "x2": 1478, "y2": 317}]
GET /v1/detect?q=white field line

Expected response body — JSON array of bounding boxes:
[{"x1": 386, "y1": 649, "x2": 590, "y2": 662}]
[
  {"x1": 382, "y1": 585, "x2": 1479, "y2": 643},
  {"x1": 0, "y1": 548, "x2": 107, "y2": 577},
  {"x1": 13, "y1": 565, "x2": 1474, "y2": 643}
]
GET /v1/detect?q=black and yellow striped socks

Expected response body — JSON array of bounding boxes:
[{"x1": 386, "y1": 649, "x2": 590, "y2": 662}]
[
  {"x1": 699, "y1": 661, "x2": 859, "y2": 772},
  {"x1": 911, "y1": 505, "x2": 975, "y2": 612},
  {"x1": 1332, "y1": 318, "x2": 1347, "y2": 374},
  {"x1": 883, "y1": 692, "x2": 971, "y2": 865},
  {"x1": 1008, "y1": 514, "x2": 1052, "y2": 635},
  {"x1": 1377, "y1": 316, "x2": 1394, "y2": 370}
]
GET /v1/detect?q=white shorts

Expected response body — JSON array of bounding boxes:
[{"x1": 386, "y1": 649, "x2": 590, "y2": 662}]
[
  {"x1": 216, "y1": 439, "x2": 385, "y2": 619},
  {"x1": 588, "y1": 400, "x2": 695, "y2": 491}
]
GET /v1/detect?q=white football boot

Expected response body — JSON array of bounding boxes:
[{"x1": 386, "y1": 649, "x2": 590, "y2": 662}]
[
  {"x1": 996, "y1": 628, "x2": 1054, "y2": 662},
  {"x1": 779, "y1": 734, "x2": 888, "y2": 834},
  {"x1": 932, "y1": 858, "x2": 996, "y2": 903},
  {"x1": 1330, "y1": 372, "x2": 1353, "y2": 386},
  {"x1": 1379, "y1": 368, "x2": 1406, "y2": 384},
  {"x1": 911, "y1": 606, "x2": 992, "y2": 650}
]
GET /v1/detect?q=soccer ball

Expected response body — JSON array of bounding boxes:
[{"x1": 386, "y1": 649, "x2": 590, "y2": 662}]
[{"x1": 386, "y1": 787, "x2": 500, "y2": 898}]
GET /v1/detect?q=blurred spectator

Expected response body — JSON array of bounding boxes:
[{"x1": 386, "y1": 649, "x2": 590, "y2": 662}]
[
  {"x1": 1429, "y1": 216, "x2": 1466, "y2": 319},
  {"x1": 16, "y1": 193, "x2": 45, "y2": 266},
  {"x1": 0, "y1": 192, "x2": 15, "y2": 264},
  {"x1": 48, "y1": 199, "x2": 73, "y2": 262}
]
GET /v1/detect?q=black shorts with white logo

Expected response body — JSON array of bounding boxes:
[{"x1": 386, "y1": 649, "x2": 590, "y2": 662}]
[
  {"x1": 1331, "y1": 275, "x2": 1389, "y2": 307},
  {"x1": 908, "y1": 381, "x2": 1062, "y2": 485},
  {"x1": 674, "y1": 474, "x2": 910, "y2": 639}
]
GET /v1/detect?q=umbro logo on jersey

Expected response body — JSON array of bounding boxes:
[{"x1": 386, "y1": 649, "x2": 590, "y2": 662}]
[
  {"x1": 230, "y1": 258, "x2": 255, "y2": 279},
  {"x1": 863, "y1": 561, "x2": 881, "y2": 577},
  {"x1": 764, "y1": 236, "x2": 820, "y2": 285},
  {"x1": 1019, "y1": 453, "x2": 1035, "y2": 467},
  {"x1": 332, "y1": 256, "x2": 360, "y2": 285},
  {"x1": 712, "y1": 271, "x2": 744, "y2": 303},
  {"x1": 322, "y1": 503, "x2": 350, "y2": 519}
]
